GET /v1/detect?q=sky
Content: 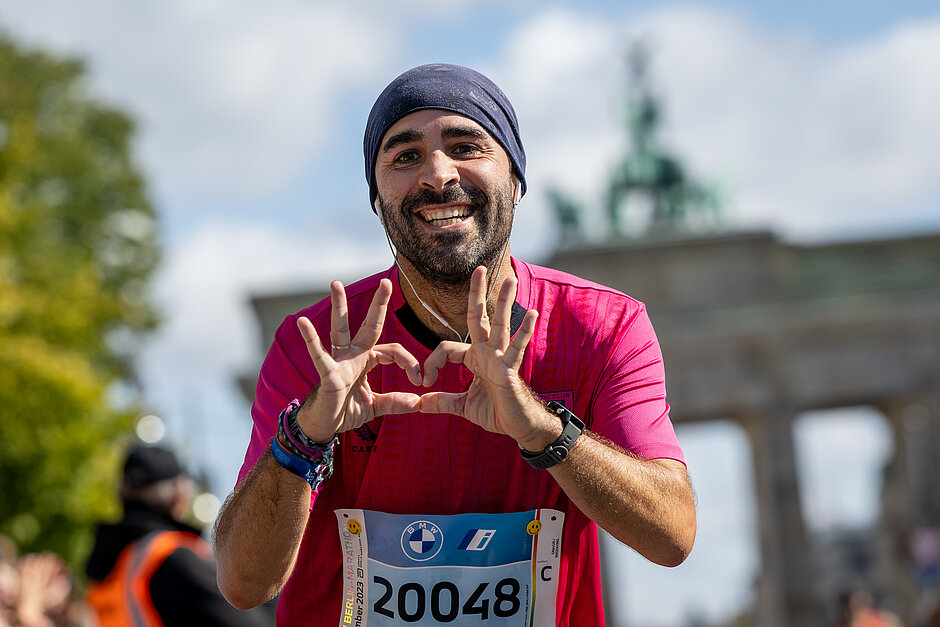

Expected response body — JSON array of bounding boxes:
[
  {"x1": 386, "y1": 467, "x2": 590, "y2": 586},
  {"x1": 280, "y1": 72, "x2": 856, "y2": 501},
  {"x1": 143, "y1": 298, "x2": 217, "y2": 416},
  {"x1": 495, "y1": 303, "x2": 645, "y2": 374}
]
[{"x1": 0, "y1": 1, "x2": 936, "y2": 624}]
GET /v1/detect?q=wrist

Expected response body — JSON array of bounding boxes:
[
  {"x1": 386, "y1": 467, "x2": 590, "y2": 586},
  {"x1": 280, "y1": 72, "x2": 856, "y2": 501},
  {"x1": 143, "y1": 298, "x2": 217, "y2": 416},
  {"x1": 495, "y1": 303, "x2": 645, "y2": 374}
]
[
  {"x1": 519, "y1": 401, "x2": 585, "y2": 470},
  {"x1": 296, "y1": 399, "x2": 336, "y2": 444},
  {"x1": 508, "y1": 381, "x2": 561, "y2": 451},
  {"x1": 516, "y1": 410, "x2": 563, "y2": 453},
  {"x1": 272, "y1": 399, "x2": 338, "y2": 490}
]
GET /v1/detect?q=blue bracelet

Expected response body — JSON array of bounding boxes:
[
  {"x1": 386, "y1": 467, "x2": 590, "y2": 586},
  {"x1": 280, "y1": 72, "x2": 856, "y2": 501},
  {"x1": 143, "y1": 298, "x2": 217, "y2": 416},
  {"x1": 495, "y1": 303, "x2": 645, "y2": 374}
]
[
  {"x1": 271, "y1": 436, "x2": 334, "y2": 490},
  {"x1": 270, "y1": 399, "x2": 338, "y2": 491}
]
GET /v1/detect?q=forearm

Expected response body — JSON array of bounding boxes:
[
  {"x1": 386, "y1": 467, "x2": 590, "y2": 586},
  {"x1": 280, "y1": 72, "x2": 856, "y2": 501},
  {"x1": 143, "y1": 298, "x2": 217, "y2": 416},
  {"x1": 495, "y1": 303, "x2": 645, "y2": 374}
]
[
  {"x1": 213, "y1": 448, "x2": 311, "y2": 609},
  {"x1": 509, "y1": 386, "x2": 695, "y2": 567},
  {"x1": 548, "y1": 434, "x2": 696, "y2": 567}
]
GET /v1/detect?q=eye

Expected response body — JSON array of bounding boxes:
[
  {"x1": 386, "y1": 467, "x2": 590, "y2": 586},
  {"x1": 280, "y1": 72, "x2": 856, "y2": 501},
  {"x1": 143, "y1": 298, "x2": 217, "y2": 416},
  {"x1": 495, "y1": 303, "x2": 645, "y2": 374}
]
[
  {"x1": 451, "y1": 143, "x2": 481, "y2": 156},
  {"x1": 393, "y1": 149, "x2": 420, "y2": 165}
]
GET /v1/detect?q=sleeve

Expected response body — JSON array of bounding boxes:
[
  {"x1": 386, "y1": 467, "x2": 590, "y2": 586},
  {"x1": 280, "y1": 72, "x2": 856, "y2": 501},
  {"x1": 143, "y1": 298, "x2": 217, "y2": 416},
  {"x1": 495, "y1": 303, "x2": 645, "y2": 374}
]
[
  {"x1": 236, "y1": 310, "x2": 326, "y2": 488},
  {"x1": 149, "y1": 548, "x2": 274, "y2": 627},
  {"x1": 589, "y1": 302, "x2": 685, "y2": 464}
]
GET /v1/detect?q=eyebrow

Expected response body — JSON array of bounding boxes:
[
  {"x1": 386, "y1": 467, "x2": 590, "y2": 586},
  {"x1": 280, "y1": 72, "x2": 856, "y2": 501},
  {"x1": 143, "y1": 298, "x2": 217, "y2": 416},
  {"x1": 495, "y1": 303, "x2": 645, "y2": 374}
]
[
  {"x1": 441, "y1": 125, "x2": 490, "y2": 141},
  {"x1": 381, "y1": 129, "x2": 424, "y2": 154},
  {"x1": 380, "y1": 124, "x2": 492, "y2": 154}
]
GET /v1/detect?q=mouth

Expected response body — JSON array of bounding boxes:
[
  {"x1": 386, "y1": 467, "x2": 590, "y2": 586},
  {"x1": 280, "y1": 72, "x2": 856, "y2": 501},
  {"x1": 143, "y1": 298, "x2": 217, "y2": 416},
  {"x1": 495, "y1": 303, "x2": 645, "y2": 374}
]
[{"x1": 416, "y1": 205, "x2": 474, "y2": 227}]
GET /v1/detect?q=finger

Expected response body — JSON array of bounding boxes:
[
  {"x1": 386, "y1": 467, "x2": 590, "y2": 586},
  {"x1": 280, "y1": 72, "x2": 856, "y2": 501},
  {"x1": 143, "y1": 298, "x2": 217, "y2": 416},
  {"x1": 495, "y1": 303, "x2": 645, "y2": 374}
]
[
  {"x1": 354, "y1": 278, "x2": 392, "y2": 348},
  {"x1": 372, "y1": 392, "x2": 422, "y2": 416},
  {"x1": 329, "y1": 281, "x2": 351, "y2": 349},
  {"x1": 297, "y1": 316, "x2": 333, "y2": 370},
  {"x1": 418, "y1": 391, "x2": 466, "y2": 416},
  {"x1": 373, "y1": 343, "x2": 423, "y2": 386},
  {"x1": 466, "y1": 266, "x2": 490, "y2": 344},
  {"x1": 423, "y1": 341, "x2": 470, "y2": 386},
  {"x1": 489, "y1": 276, "x2": 517, "y2": 350},
  {"x1": 504, "y1": 309, "x2": 538, "y2": 369}
]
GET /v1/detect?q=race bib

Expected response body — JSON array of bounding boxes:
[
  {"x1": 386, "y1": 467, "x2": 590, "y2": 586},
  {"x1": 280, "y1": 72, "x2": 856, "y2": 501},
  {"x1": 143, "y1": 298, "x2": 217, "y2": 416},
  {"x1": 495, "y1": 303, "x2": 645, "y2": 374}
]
[{"x1": 334, "y1": 509, "x2": 564, "y2": 626}]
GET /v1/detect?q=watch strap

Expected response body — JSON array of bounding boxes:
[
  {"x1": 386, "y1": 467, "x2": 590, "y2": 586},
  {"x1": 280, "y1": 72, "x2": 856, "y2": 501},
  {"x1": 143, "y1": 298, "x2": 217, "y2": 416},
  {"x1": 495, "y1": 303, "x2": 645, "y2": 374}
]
[{"x1": 520, "y1": 401, "x2": 584, "y2": 469}]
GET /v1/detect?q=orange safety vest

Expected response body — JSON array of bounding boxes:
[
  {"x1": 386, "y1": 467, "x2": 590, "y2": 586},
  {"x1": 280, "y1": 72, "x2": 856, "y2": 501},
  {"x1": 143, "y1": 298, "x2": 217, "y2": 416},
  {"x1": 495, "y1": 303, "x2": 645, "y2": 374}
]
[{"x1": 87, "y1": 530, "x2": 211, "y2": 627}]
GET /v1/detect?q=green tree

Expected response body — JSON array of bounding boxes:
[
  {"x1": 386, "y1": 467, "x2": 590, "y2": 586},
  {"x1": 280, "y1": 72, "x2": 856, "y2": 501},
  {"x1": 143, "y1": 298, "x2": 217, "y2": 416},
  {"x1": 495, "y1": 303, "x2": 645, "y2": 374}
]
[{"x1": 0, "y1": 29, "x2": 159, "y2": 567}]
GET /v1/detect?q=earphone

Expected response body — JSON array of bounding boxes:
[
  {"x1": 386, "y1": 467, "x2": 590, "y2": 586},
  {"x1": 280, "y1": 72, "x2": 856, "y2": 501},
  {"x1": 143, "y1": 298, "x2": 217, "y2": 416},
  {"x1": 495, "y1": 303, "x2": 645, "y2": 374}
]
[{"x1": 375, "y1": 198, "x2": 383, "y2": 225}]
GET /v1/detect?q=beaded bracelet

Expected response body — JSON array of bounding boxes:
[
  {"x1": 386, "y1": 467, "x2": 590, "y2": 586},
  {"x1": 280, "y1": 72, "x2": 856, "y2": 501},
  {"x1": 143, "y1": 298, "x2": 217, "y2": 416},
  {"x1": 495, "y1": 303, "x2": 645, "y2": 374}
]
[{"x1": 271, "y1": 399, "x2": 337, "y2": 490}]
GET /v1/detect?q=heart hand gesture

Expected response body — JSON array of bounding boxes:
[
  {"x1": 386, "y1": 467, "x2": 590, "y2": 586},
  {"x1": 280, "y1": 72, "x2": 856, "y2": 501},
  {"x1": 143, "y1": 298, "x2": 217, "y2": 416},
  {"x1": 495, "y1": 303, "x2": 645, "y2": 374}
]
[
  {"x1": 419, "y1": 266, "x2": 544, "y2": 445},
  {"x1": 295, "y1": 278, "x2": 423, "y2": 443}
]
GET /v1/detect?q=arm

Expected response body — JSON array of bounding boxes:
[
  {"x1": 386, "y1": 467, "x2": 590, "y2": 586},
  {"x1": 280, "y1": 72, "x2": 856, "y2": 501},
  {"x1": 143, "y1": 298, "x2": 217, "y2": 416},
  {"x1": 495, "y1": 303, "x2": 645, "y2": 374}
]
[
  {"x1": 214, "y1": 450, "x2": 311, "y2": 609},
  {"x1": 214, "y1": 279, "x2": 422, "y2": 608},
  {"x1": 519, "y1": 393, "x2": 695, "y2": 566},
  {"x1": 420, "y1": 267, "x2": 696, "y2": 567}
]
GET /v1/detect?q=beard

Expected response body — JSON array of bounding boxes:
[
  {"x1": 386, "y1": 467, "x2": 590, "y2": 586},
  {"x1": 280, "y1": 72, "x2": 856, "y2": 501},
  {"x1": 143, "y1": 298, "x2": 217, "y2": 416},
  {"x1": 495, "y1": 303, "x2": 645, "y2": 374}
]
[{"x1": 378, "y1": 180, "x2": 514, "y2": 287}]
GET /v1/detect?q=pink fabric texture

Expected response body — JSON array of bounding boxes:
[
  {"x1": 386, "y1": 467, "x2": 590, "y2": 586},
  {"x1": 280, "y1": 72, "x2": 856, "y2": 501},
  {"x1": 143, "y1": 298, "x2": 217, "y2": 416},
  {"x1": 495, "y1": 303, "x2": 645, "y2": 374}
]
[{"x1": 237, "y1": 258, "x2": 683, "y2": 626}]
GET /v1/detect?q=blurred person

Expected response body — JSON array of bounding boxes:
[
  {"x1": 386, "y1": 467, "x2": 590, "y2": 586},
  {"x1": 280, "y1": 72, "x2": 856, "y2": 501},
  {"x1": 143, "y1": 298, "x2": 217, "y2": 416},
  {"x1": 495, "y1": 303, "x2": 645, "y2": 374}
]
[
  {"x1": 0, "y1": 545, "x2": 93, "y2": 627},
  {"x1": 13, "y1": 553, "x2": 91, "y2": 627},
  {"x1": 214, "y1": 63, "x2": 696, "y2": 625},
  {"x1": 835, "y1": 583, "x2": 903, "y2": 627},
  {"x1": 86, "y1": 445, "x2": 268, "y2": 626}
]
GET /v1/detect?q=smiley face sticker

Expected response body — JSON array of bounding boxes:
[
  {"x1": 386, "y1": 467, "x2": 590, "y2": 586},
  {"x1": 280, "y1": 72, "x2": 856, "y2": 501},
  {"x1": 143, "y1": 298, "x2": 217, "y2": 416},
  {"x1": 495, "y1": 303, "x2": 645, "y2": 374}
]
[
  {"x1": 526, "y1": 520, "x2": 542, "y2": 535},
  {"x1": 347, "y1": 520, "x2": 362, "y2": 535}
]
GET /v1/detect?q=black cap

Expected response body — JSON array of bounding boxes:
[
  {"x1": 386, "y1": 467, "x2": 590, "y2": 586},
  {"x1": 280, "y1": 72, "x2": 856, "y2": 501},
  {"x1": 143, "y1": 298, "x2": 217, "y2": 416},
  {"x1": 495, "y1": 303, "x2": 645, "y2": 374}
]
[{"x1": 122, "y1": 445, "x2": 183, "y2": 488}]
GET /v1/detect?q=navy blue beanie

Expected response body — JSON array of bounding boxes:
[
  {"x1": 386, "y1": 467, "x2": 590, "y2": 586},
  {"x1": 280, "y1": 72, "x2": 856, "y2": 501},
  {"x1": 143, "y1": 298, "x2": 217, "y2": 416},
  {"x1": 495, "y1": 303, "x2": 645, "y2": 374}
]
[{"x1": 363, "y1": 63, "x2": 527, "y2": 211}]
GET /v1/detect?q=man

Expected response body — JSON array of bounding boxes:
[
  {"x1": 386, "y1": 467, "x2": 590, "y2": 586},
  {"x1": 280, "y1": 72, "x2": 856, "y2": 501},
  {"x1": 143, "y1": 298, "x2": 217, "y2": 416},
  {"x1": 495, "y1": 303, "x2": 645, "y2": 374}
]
[
  {"x1": 215, "y1": 64, "x2": 696, "y2": 625},
  {"x1": 86, "y1": 445, "x2": 269, "y2": 627}
]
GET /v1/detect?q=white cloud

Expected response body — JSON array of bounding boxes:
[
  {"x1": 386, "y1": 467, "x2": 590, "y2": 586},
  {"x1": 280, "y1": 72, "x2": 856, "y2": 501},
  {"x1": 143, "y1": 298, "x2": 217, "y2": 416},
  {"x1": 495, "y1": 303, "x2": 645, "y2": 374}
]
[
  {"x1": 0, "y1": 0, "x2": 396, "y2": 202},
  {"x1": 488, "y1": 9, "x2": 627, "y2": 246},
  {"x1": 141, "y1": 219, "x2": 388, "y2": 388},
  {"x1": 3, "y1": 2, "x2": 936, "y2": 242},
  {"x1": 494, "y1": 7, "x2": 940, "y2": 243}
]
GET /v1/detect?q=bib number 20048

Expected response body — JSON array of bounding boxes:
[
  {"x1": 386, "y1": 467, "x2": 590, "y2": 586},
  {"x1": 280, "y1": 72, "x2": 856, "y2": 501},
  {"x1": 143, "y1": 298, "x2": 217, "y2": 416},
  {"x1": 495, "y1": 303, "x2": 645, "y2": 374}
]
[{"x1": 372, "y1": 575, "x2": 522, "y2": 622}]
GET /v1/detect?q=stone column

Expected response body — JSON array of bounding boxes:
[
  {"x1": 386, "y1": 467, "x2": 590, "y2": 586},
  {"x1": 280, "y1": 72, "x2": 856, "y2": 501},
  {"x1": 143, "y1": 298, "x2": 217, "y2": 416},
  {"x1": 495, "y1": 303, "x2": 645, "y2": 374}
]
[
  {"x1": 879, "y1": 396, "x2": 940, "y2": 625},
  {"x1": 742, "y1": 411, "x2": 824, "y2": 627},
  {"x1": 876, "y1": 401, "x2": 919, "y2": 624}
]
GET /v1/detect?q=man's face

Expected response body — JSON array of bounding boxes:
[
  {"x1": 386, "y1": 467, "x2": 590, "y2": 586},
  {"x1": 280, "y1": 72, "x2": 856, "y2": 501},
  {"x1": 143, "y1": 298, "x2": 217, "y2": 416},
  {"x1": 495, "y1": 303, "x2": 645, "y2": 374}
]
[{"x1": 374, "y1": 109, "x2": 515, "y2": 287}]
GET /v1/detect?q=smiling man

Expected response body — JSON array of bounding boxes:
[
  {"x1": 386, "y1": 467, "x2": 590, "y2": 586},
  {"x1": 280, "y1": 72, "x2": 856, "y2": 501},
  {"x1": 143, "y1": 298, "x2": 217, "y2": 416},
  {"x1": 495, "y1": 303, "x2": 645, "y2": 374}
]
[{"x1": 214, "y1": 64, "x2": 696, "y2": 626}]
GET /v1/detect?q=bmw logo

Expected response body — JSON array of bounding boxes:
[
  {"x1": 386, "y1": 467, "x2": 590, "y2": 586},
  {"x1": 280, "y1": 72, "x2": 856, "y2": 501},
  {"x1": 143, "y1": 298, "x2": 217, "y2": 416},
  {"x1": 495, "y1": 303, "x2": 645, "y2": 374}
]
[{"x1": 401, "y1": 520, "x2": 443, "y2": 562}]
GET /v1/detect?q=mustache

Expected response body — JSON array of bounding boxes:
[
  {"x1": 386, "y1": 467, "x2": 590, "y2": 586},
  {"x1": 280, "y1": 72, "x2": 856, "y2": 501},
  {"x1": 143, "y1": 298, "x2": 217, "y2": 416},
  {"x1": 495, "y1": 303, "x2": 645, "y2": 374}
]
[{"x1": 401, "y1": 184, "x2": 488, "y2": 214}]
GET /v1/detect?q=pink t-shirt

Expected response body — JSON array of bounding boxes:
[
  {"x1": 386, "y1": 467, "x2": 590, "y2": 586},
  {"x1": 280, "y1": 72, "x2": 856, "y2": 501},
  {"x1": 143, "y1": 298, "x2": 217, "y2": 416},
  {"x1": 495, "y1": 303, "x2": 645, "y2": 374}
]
[{"x1": 238, "y1": 258, "x2": 683, "y2": 625}]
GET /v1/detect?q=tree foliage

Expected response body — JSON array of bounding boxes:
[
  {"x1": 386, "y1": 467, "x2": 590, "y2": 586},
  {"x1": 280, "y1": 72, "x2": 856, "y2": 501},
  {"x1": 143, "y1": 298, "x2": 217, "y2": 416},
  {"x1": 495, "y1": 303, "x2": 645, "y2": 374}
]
[{"x1": 0, "y1": 29, "x2": 159, "y2": 567}]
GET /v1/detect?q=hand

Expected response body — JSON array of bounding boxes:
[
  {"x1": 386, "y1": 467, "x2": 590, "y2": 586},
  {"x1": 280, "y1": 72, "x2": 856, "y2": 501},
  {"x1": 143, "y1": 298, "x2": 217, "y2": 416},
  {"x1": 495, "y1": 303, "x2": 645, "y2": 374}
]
[
  {"x1": 419, "y1": 267, "x2": 545, "y2": 445},
  {"x1": 296, "y1": 278, "x2": 422, "y2": 442},
  {"x1": 14, "y1": 553, "x2": 71, "y2": 627}
]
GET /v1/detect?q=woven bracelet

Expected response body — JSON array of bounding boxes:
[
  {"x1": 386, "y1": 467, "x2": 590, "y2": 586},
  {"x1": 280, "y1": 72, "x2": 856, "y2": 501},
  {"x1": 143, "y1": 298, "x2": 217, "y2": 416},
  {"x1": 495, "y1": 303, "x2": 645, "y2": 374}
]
[{"x1": 272, "y1": 399, "x2": 337, "y2": 488}]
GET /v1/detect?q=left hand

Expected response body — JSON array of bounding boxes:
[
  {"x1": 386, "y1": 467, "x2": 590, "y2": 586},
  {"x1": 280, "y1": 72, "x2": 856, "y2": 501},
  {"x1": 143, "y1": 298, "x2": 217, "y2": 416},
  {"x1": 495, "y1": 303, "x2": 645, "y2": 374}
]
[{"x1": 419, "y1": 266, "x2": 543, "y2": 445}]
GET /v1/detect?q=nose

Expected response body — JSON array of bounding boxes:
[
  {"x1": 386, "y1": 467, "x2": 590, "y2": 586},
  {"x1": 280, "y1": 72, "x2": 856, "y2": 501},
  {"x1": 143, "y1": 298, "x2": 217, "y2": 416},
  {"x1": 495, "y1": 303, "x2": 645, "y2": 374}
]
[{"x1": 419, "y1": 150, "x2": 459, "y2": 191}]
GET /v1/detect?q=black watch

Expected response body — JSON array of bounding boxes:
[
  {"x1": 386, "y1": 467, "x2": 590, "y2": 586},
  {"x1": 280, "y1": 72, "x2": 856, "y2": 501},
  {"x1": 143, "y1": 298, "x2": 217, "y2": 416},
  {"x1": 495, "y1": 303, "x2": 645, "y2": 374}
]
[{"x1": 520, "y1": 401, "x2": 584, "y2": 469}]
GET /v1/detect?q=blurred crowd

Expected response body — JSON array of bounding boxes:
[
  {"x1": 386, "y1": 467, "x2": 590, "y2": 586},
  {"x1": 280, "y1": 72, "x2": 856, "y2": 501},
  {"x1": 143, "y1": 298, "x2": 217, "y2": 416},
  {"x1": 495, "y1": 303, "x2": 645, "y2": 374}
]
[{"x1": 2, "y1": 443, "x2": 271, "y2": 627}]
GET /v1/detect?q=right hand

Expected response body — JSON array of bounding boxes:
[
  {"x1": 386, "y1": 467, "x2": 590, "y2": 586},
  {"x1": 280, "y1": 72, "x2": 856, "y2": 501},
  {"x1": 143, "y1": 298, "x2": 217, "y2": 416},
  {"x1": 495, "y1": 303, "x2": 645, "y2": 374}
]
[{"x1": 295, "y1": 278, "x2": 422, "y2": 442}]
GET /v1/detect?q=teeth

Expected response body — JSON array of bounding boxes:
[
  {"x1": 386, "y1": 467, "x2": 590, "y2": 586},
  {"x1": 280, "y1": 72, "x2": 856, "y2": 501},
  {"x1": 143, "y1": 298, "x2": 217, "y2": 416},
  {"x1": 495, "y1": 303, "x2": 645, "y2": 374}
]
[{"x1": 421, "y1": 207, "x2": 470, "y2": 224}]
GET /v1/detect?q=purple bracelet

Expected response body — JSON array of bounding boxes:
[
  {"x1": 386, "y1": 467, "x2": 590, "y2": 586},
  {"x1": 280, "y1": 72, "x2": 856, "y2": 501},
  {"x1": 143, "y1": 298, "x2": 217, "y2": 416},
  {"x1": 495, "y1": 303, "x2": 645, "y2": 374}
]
[{"x1": 277, "y1": 399, "x2": 336, "y2": 462}]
